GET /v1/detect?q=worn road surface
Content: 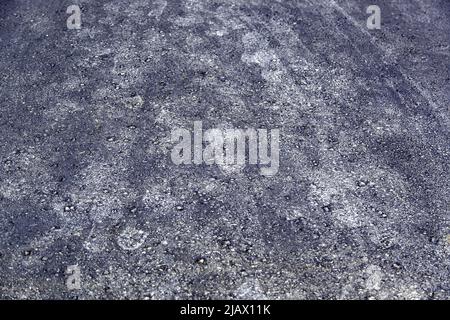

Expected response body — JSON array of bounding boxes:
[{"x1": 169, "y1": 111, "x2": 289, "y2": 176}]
[{"x1": 0, "y1": 0, "x2": 449, "y2": 299}]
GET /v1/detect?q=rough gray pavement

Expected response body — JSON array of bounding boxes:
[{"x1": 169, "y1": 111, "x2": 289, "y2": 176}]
[{"x1": 0, "y1": 0, "x2": 449, "y2": 299}]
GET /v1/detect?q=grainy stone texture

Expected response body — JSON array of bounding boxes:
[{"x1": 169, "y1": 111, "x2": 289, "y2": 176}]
[{"x1": 0, "y1": 0, "x2": 449, "y2": 299}]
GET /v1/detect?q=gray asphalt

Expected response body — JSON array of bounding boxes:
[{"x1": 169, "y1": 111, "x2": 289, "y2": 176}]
[{"x1": 0, "y1": 0, "x2": 449, "y2": 299}]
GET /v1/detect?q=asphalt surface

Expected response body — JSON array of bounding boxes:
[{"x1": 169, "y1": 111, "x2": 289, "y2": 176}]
[{"x1": 0, "y1": 0, "x2": 449, "y2": 299}]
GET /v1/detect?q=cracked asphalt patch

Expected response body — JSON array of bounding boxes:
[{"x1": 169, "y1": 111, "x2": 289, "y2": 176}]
[{"x1": 0, "y1": 0, "x2": 449, "y2": 299}]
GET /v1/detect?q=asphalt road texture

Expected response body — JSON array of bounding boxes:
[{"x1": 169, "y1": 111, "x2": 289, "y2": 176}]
[{"x1": 0, "y1": 0, "x2": 449, "y2": 299}]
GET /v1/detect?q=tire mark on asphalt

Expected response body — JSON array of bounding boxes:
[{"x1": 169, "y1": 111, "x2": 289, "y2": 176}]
[{"x1": 327, "y1": 0, "x2": 450, "y2": 131}]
